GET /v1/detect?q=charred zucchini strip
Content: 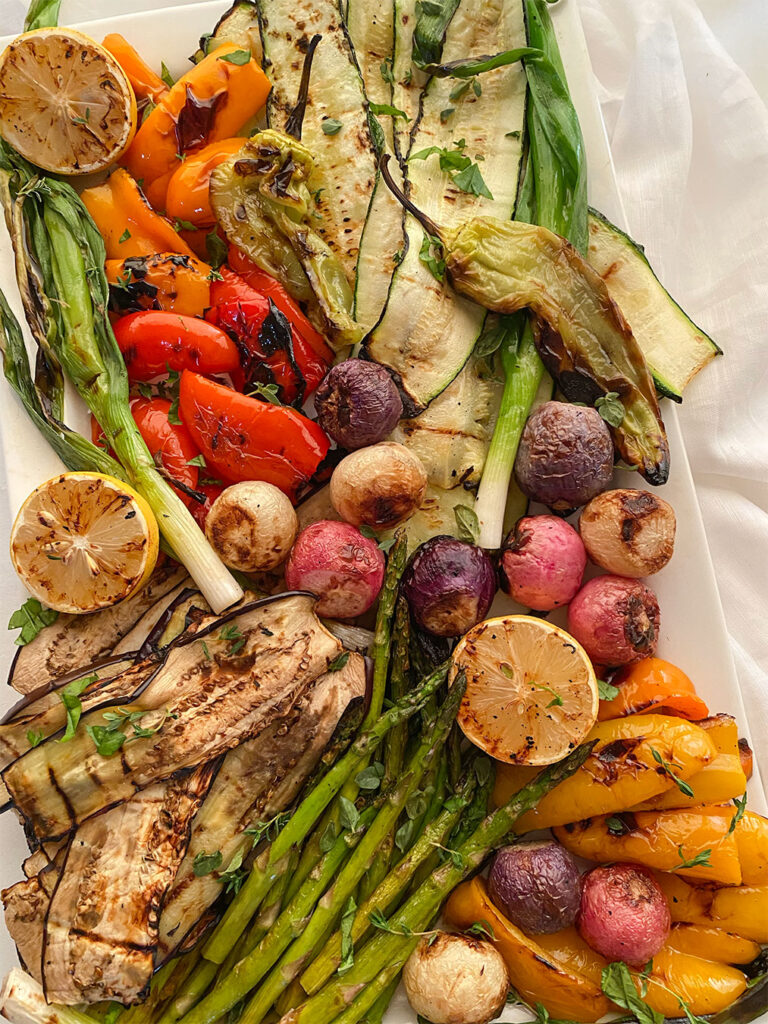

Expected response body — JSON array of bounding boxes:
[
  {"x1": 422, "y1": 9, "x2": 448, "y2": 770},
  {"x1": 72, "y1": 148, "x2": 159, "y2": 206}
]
[
  {"x1": 365, "y1": 0, "x2": 527, "y2": 413},
  {"x1": 257, "y1": 0, "x2": 378, "y2": 283}
]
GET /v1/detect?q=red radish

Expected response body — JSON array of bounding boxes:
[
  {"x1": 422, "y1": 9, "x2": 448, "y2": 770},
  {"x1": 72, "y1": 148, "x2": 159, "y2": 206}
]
[
  {"x1": 500, "y1": 515, "x2": 586, "y2": 611},
  {"x1": 578, "y1": 863, "x2": 670, "y2": 967},
  {"x1": 284, "y1": 520, "x2": 385, "y2": 618},
  {"x1": 567, "y1": 575, "x2": 660, "y2": 666}
]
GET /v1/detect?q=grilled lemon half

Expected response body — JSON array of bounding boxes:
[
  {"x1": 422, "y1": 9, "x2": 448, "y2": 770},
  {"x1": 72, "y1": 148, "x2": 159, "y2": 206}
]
[
  {"x1": 0, "y1": 28, "x2": 137, "y2": 175},
  {"x1": 10, "y1": 472, "x2": 158, "y2": 614}
]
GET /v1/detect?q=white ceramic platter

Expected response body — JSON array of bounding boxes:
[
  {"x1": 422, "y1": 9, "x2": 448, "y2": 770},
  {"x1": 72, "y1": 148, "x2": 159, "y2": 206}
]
[{"x1": 0, "y1": 2, "x2": 764, "y2": 1020}]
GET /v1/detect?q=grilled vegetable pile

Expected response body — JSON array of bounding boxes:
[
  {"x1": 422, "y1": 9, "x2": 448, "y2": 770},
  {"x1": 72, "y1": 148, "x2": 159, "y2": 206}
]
[{"x1": 0, "y1": 0, "x2": 760, "y2": 1023}]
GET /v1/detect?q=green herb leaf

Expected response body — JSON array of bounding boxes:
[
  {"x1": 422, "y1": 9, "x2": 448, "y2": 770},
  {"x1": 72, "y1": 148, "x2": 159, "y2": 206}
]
[
  {"x1": 405, "y1": 790, "x2": 427, "y2": 821},
  {"x1": 728, "y1": 792, "x2": 748, "y2": 835},
  {"x1": 200, "y1": 640, "x2": 211, "y2": 661},
  {"x1": 394, "y1": 818, "x2": 415, "y2": 853},
  {"x1": 339, "y1": 796, "x2": 360, "y2": 832},
  {"x1": 674, "y1": 846, "x2": 712, "y2": 871},
  {"x1": 601, "y1": 962, "x2": 664, "y2": 1024},
  {"x1": 244, "y1": 811, "x2": 291, "y2": 848},
  {"x1": 205, "y1": 229, "x2": 228, "y2": 270},
  {"x1": 321, "y1": 119, "x2": 343, "y2": 136},
  {"x1": 247, "y1": 381, "x2": 283, "y2": 406},
  {"x1": 207, "y1": 267, "x2": 224, "y2": 282},
  {"x1": 453, "y1": 503, "x2": 480, "y2": 544},
  {"x1": 474, "y1": 316, "x2": 517, "y2": 358},
  {"x1": 219, "y1": 849, "x2": 247, "y2": 894},
  {"x1": 220, "y1": 624, "x2": 246, "y2": 656},
  {"x1": 606, "y1": 815, "x2": 629, "y2": 836},
  {"x1": 368, "y1": 102, "x2": 409, "y2": 122},
  {"x1": 118, "y1": 228, "x2": 131, "y2": 244},
  {"x1": 219, "y1": 50, "x2": 251, "y2": 65},
  {"x1": 650, "y1": 747, "x2": 694, "y2": 797},
  {"x1": 465, "y1": 920, "x2": 495, "y2": 941},
  {"x1": 452, "y1": 161, "x2": 493, "y2": 199},
  {"x1": 59, "y1": 673, "x2": 98, "y2": 743},
  {"x1": 369, "y1": 908, "x2": 413, "y2": 936},
  {"x1": 597, "y1": 678, "x2": 619, "y2": 701},
  {"x1": 337, "y1": 895, "x2": 357, "y2": 974},
  {"x1": 319, "y1": 820, "x2": 337, "y2": 853},
  {"x1": 86, "y1": 723, "x2": 127, "y2": 757},
  {"x1": 141, "y1": 98, "x2": 157, "y2": 125},
  {"x1": 440, "y1": 108, "x2": 455, "y2": 123},
  {"x1": 174, "y1": 219, "x2": 198, "y2": 233},
  {"x1": 8, "y1": 597, "x2": 58, "y2": 646},
  {"x1": 595, "y1": 391, "x2": 625, "y2": 428},
  {"x1": 193, "y1": 849, "x2": 223, "y2": 877},
  {"x1": 160, "y1": 61, "x2": 175, "y2": 89},
  {"x1": 355, "y1": 762, "x2": 385, "y2": 791},
  {"x1": 379, "y1": 59, "x2": 395, "y2": 85},
  {"x1": 419, "y1": 232, "x2": 446, "y2": 282},
  {"x1": 327, "y1": 651, "x2": 351, "y2": 673},
  {"x1": 26, "y1": 729, "x2": 45, "y2": 748},
  {"x1": 432, "y1": 841, "x2": 464, "y2": 869},
  {"x1": 449, "y1": 80, "x2": 471, "y2": 101},
  {"x1": 186, "y1": 454, "x2": 207, "y2": 468}
]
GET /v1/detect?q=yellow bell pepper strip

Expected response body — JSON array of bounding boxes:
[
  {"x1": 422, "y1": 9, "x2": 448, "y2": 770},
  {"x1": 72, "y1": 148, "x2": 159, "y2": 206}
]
[
  {"x1": 123, "y1": 44, "x2": 270, "y2": 210},
  {"x1": 102, "y1": 33, "x2": 169, "y2": 105},
  {"x1": 106, "y1": 253, "x2": 212, "y2": 318},
  {"x1": 555, "y1": 806, "x2": 742, "y2": 885},
  {"x1": 666, "y1": 923, "x2": 761, "y2": 965},
  {"x1": 654, "y1": 872, "x2": 768, "y2": 943},
  {"x1": 444, "y1": 877, "x2": 613, "y2": 1024},
  {"x1": 82, "y1": 168, "x2": 194, "y2": 259},
  {"x1": 630, "y1": 715, "x2": 746, "y2": 812},
  {"x1": 643, "y1": 947, "x2": 747, "y2": 1017},
  {"x1": 734, "y1": 810, "x2": 768, "y2": 886},
  {"x1": 535, "y1": 928, "x2": 609, "y2": 989},
  {"x1": 166, "y1": 138, "x2": 245, "y2": 228},
  {"x1": 493, "y1": 715, "x2": 717, "y2": 831}
]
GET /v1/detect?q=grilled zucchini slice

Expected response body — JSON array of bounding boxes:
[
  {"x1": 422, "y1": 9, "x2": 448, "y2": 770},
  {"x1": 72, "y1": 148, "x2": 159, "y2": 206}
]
[
  {"x1": 257, "y1": 0, "x2": 378, "y2": 284},
  {"x1": 364, "y1": 0, "x2": 527, "y2": 413},
  {"x1": 587, "y1": 208, "x2": 721, "y2": 401}
]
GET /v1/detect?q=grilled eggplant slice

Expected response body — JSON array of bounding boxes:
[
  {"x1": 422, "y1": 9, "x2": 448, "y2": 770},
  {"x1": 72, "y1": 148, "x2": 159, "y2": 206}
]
[
  {"x1": 587, "y1": 207, "x2": 721, "y2": 401},
  {"x1": 157, "y1": 652, "x2": 366, "y2": 958},
  {"x1": 365, "y1": 0, "x2": 527, "y2": 413},
  {"x1": 257, "y1": 0, "x2": 378, "y2": 284},
  {"x1": 7, "y1": 563, "x2": 187, "y2": 694},
  {"x1": 40, "y1": 765, "x2": 217, "y2": 1005},
  {"x1": 4, "y1": 595, "x2": 342, "y2": 842},
  {"x1": 2, "y1": 849, "x2": 64, "y2": 981}
]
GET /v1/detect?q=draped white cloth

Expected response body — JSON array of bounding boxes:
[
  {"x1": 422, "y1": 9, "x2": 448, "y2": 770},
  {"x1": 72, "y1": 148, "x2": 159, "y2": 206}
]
[{"x1": 0, "y1": 0, "x2": 765, "y2": 763}]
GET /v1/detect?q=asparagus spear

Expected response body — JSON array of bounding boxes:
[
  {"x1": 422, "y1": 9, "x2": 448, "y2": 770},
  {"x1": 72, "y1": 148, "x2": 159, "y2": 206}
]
[
  {"x1": 199, "y1": 659, "x2": 449, "y2": 966},
  {"x1": 300, "y1": 763, "x2": 477, "y2": 993},
  {"x1": 284, "y1": 742, "x2": 595, "y2": 1024},
  {"x1": 184, "y1": 675, "x2": 465, "y2": 1024}
]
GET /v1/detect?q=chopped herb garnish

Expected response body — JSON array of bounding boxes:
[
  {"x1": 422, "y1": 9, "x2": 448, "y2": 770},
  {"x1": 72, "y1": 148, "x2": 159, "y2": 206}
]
[
  {"x1": 368, "y1": 102, "x2": 409, "y2": 122},
  {"x1": 193, "y1": 850, "x2": 223, "y2": 877},
  {"x1": 327, "y1": 651, "x2": 351, "y2": 673},
  {"x1": 440, "y1": 108, "x2": 455, "y2": 123},
  {"x1": 650, "y1": 747, "x2": 694, "y2": 797},
  {"x1": 247, "y1": 382, "x2": 283, "y2": 406},
  {"x1": 118, "y1": 228, "x2": 131, "y2": 244},
  {"x1": 8, "y1": 597, "x2": 58, "y2": 646},
  {"x1": 597, "y1": 678, "x2": 619, "y2": 701},
  {"x1": 419, "y1": 232, "x2": 446, "y2": 282},
  {"x1": 465, "y1": 920, "x2": 495, "y2": 941},
  {"x1": 354, "y1": 762, "x2": 385, "y2": 791},
  {"x1": 174, "y1": 219, "x2": 198, "y2": 232},
  {"x1": 322, "y1": 119, "x2": 343, "y2": 135},
  {"x1": 337, "y1": 895, "x2": 357, "y2": 974},
  {"x1": 728, "y1": 792, "x2": 747, "y2": 835},
  {"x1": 186, "y1": 454, "x2": 207, "y2": 468},
  {"x1": 160, "y1": 61, "x2": 175, "y2": 89},
  {"x1": 674, "y1": 846, "x2": 712, "y2": 871},
  {"x1": 379, "y1": 59, "x2": 394, "y2": 85},
  {"x1": 220, "y1": 624, "x2": 246, "y2": 656},
  {"x1": 454, "y1": 503, "x2": 480, "y2": 544},
  {"x1": 339, "y1": 795, "x2": 360, "y2": 832},
  {"x1": 59, "y1": 673, "x2": 98, "y2": 743},
  {"x1": 319, "y1": 820, "x2": 337, "y2": 853},
  {"x1": 26, "y1": 729, "x2": 45, "y2": 748},
  {"x1": 205, "y1": 229, "x2": 228, "y2": 270},
  {"x1": 244, "y1": 811, "x2": 291, "y2": 848},
  {"x1": 595, "y1": 391, "x2": 625, "y2": 428},
  {"x1": 219, "y1": 849, "x2": 248, "y2": 894},
  {"x1": 219, "y1": 50, "x2": 251, "y2": 65}
]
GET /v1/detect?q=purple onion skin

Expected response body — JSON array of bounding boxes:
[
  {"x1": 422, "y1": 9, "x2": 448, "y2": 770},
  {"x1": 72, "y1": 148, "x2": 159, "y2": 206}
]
[
  {"x1": 514, "y1": 402, "x2": 614, "y2": 512},
  {"x1": 488, "y1": 841, "x2": 582, "y2": 935},
  {"x1": 402, "y1": 536, "x2": 496, "y2": 638},
  {"x1": 315, "y1": 362, "x2": 403, "y2": 450}
]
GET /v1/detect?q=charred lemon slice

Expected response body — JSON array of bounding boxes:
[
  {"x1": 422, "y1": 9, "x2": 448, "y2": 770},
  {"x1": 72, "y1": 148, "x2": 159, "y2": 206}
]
[
  {"x1": 0, "y1": 28, "x2": 137, "y2": 175},
  {"x1": 452, "y1": 615, "x2": 598, "y2": 766},
  {"x1": 10, "y1": 472, "x2": 158, "y2": 614}
]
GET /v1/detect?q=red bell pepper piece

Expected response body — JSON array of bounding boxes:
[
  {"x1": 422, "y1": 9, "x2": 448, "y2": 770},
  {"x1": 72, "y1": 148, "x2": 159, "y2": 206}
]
[
  {"x1": 178, "y1": 370, "x2": 330, "y2": 501},
  {"x1": 189, "y1": 481, "x2": 224, "y2": 530},
  {"x1": 225, "y1": 248, "x2": 334, "y2": 363},
  {"x1": 114, "y1": 310, "x2": 240, "y2": 381},
  {"x1": 209, "y1": 295, "x2": 328, "y2": 405}
]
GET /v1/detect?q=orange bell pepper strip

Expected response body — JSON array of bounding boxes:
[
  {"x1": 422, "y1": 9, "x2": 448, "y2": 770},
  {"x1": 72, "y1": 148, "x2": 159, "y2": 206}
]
[
  {"x1": 554, "y1": 806, "x2": 742, "y2": 885},
  {"x1": 106, "y1": 253, "x2": 212, "y2": 318},
  {"x1": 166, "y1": 138, "x2": 245, "y2": 228},
  {"x1": 598, "y1": 658, "x2": 709, "y2": 722},
  {"x1": 653, "y1": 872, "x2": 768, "y2": 943},
  {"x1": 493, "y1": 715, "x2": 717, "y2": 831},
  {"x1": 666, "y1": 923, "x2": 761, "y2": 965},
  {"x1": 82, "y1": 168, "x2": 194, "y2": 259},
  {"x1": 102, "y1": 33, "x2": 168, "y2": 105},
  {"x1": 123, "y1": 45, "x2": 270, "y2": 209},
  {"x1": 227, "y1": 246, "x2": 333, "y2": 363},
  {"x1": 629, "y1": 713, "x2": 747, "y2": 812},
  {"x1": 444, "y1": 878, "x2": 613, "y2": 1024},
  {"x1": 739, "y1": 736, "x2": 753, "y2": 779}
]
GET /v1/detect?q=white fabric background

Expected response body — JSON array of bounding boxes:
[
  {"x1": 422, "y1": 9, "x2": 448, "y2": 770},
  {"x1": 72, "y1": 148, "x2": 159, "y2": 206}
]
[{"x1": 0, "y1": 0, "x2": 765, "y2": 761}]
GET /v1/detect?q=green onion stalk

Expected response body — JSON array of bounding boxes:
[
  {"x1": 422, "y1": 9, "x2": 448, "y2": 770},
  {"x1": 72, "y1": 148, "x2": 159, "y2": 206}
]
[
  {"x1": 474, "y1": 0, "x2": 588, "y2": 549},
  {"x1": 0, "y1": 143, "x2": 243, "y2": 613}
]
